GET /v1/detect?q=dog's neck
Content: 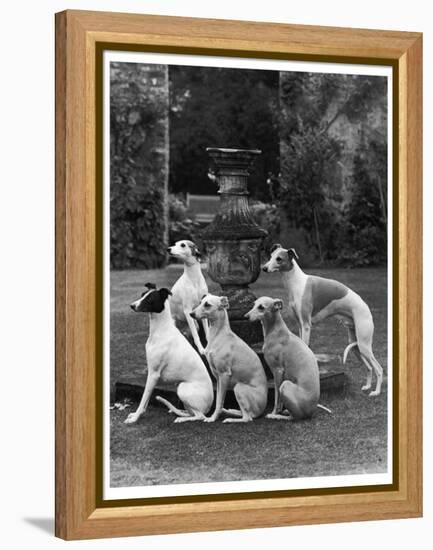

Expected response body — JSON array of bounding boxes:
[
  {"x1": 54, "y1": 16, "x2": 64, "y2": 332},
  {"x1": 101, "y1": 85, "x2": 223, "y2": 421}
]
[
  {"x1": 183, "y1": 257, "x2": 202, "y2": 279},
  {"x1": 261, "y1": 312, "x2": 287, "y2": 339},
  {"x1": 208, "y1": 309, "x2": 230, "y2": 341},
  {"x1": 280, "y1": 260, "x2": 307, "y2": 292},
  {"x1": 281, "y1": 259, "x2": 304, "y2": 278},
  {"x1": 148, "y1": 301, "x2": 175, "y2": 339}
]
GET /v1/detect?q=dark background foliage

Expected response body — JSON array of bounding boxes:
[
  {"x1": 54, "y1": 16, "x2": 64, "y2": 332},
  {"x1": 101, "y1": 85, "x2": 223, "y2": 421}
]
[
  {"x1": 110, "y1": 63, "x2": 168, "y2": 269},
  {"x1": 169, "y1": 66, "x2": 280, "y2": 200}
]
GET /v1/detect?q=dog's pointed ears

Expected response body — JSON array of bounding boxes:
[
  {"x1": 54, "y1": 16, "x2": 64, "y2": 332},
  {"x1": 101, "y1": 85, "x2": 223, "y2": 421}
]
[
  {"x1": 145, "y1": 282, "x2": 157, "y2": 290},
  {"x1": 219, "y1": 296, "x2": 230, "y2": 309},
  {"x1": 270, "y1": 243, "x2": 282, "y2": 253},
  {"x1": 287, "y1": 248, "x2": 299, "y2": 260},
  {"x1": 158, "y1": 288, "x2": 172, "y2": 300},
  {"x1": 186, "y1": 241, "x2": 202, "y2": 259},
  {"x1": 273, "y1": 299, "x2": 283, "y2": 311}
]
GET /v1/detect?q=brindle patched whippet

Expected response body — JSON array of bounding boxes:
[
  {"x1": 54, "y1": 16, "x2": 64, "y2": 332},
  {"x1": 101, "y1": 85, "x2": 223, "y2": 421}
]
[
  {"x1": 191, "y1": 294, "x2": 268, "y2": 423},
  {"x1": 125, "y1": 284, "x2": 213, "y2": 424},
  {"x1": 246, "y1": 297, "x2": 330, "y2": 420},
  {"x1": 262, "y1": 245, "x2": 383, "y2": 396},
  {"x1": 167, "y1": 240, "x2": 209, "y2": 355}
]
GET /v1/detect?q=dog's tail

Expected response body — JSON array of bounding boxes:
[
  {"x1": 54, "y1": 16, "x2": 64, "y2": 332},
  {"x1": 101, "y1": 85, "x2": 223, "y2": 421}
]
[
  {"x1": 343, "y1": 342, "x2": 358, "y2": 364},
  {"x1": 155, "y1": 396, "x2": 190, "y2": 417},
  {"x1": 317, "y1": 403, "x2": 332, "y2": 414}
]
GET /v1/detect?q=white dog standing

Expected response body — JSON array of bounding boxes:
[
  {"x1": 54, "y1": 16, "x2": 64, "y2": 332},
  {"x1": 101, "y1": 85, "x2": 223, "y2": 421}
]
[
  {"x1": 246, "y1": 297, "x2": 327, "y2": 420},
  {"x1": 263, "y1": 244, "x2": 383, "y2": 396},
  {"x1": 191, "y1": 294, "x2": 268, "y2": 423},
  {"x1": 167, "y1": 240, "x2": 209, "y2": 355},
  {"x1": 125, "y1": 283, "x2": 213, "y2": 424}
]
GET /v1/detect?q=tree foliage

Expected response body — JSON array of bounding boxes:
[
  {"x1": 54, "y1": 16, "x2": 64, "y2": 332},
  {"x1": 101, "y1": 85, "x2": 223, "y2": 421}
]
[
  {"x1": 110, "y1": 63, "x2": 168, "y2": 269},
  {"x1": 279, "y1": 72, "x2": 388, "y2": 265},
  {"x1": 169, "y1": 67, "x2": 279, "y2": 199}
]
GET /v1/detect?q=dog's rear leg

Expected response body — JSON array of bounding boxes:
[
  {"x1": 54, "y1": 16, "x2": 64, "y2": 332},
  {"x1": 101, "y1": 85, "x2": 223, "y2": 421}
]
[
  {"x1": 174, "y1": 410, "x2": 206, "y2": 423},
  {"x1": 354, "y1": 317, "x2": 383, "y2": 396},
  {"x1": 222, "y1": 408, "x2": 243, "y2": 417},
  {"x1": 222, "y1": 385, "x2": 254, "y2": 423},
  {"x1": 155, "y1": 396, "x2": 190, "y2": 417},
  {"x1": 360, "y1": 349, "x2": 383, "y2": 397}
]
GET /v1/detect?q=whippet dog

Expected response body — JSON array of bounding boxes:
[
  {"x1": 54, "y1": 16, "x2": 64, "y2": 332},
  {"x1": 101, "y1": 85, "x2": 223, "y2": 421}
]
[
  {"x1": 246, "y1": 297, "x2": 330, "y2": 420},
  {"x1": 167, "y1": 240, "x2": 209, "y2": 355},
  {"x1": 263, "y1": 245, "x2": 383, "y2": 396},
  {"x1": 191, "y1": 294, "x2": 268, "y2": 422},
  {"x1": 125, "y1": 283, "x2": 213, "y2": 424}
]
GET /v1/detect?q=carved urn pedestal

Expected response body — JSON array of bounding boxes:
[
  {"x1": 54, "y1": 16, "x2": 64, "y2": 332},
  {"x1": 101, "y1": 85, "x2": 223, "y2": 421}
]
[{"x1": 201, "y1": 148, "x2": 267, "y2": 344}]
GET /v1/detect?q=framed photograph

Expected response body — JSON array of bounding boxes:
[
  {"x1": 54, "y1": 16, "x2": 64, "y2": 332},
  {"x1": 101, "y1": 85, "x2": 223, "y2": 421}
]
[{"x1": 55, "y1": 10, "x2": 422, "y2": 540}]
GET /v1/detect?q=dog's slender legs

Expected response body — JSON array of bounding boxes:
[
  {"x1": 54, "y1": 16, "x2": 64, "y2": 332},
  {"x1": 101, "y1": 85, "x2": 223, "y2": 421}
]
[
  {"x1": 174, "y1": 411, "x2": 206, "y2": 423},
  {"x1": 354, "y1": 316, "x2": 383, "y2": 396},
  {"x1": 358, "y1": 346, "x2": 383, "y2": 396},
  {"x1": 343, "y1": 325, "x2": 374, "y2": 391},
  {"x1": 301, "y1": 323, "x2": 312, "y2": 345},
  {"x1": 291, "y1": 306, "x2": 304, "y2": 339},
  {"x1": 185, "y1": 310, "x2": 205, "y2": 355},
  {"x1": 223, "y1": 385, "x2": 254, "y2": 423},
  {"x1": 222, "y1": 408, "x2": 243, "y2": 417},
  {"x1": 367, "y1": 354, "x2": 383, "y2": 396},
  {"x1": 202, "y1": 318, "x2": 209, "y2": 344},
  {"x1": 124, "y1": 372, "x2": 160, "y2": 424},
  {"x1": 204, "y1": 374, "x2": 230, "y2": 422},
  {"x1": 266, "y1": 368, "x2": 284, "y2": 418}
]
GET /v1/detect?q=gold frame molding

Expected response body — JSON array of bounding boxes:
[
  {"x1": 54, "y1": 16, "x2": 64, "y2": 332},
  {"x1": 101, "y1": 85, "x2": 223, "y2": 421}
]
[{"x1": 55, "y1": 10, "x2": 422, "y2": 540}]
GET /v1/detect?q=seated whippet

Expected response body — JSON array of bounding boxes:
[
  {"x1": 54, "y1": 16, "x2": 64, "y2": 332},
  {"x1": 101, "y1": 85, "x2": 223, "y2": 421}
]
[
  {"x1": 246, "y1": 297, "x2": 329, "y2": 420},
  {"x1": 167, "y1": 240, "x2": 209, "y2": 355},
  {"x1": 190, "y1": 294, "x2": 268, "y2": 423},
  {"x1": 125, "y1": 283, "x2": 213, "y2": 424},
  {"x1": 262, "y1": 244, "x2": 383, "y2": 396}
]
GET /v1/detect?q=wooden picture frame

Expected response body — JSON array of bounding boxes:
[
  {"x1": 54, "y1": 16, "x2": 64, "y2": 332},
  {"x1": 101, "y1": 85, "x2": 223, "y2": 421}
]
[{"x1": 55, "y1": 9, "x2": 422, "y2": 540}]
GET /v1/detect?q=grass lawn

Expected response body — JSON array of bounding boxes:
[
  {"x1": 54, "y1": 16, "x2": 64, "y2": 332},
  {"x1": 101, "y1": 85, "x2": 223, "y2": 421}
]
[{"x1": 109, "y1": 265, "x2": 389, "y2": 488}]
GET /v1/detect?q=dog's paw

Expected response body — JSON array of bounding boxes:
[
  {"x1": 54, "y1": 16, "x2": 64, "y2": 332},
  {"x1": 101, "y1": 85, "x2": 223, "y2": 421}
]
[
  {"x1": 174, "y1": 416, "x2": 189, "y2": 423},
  {"x1": 204, "y1": 416, "x2": 217, "y2": 423},
  {"x1": 368, "y1": 390, "x2": 380, "y2": 397},
  {"x1": 361, "y1": 384, "x2": 372, "y2": 392},
  {"x1": 124, "y1": 413, "x2": 140, "y2": 424}
]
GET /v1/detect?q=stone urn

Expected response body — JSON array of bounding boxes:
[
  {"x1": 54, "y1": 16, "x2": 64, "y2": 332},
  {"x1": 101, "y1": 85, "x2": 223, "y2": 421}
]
[{"x1": 201, "y1": 148, "x2": 267, "y2": 344}]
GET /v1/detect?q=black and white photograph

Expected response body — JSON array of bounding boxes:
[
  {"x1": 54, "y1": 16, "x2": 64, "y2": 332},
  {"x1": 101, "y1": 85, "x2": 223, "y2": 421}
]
[{"x1": 104, "y1": 52, "x2": 392, "y2": 500}]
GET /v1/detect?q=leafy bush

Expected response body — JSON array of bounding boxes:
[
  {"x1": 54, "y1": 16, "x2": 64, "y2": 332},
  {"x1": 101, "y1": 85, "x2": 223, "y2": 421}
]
[
  {"x1": 110, "y1": 62, "x2": 168, "y2": 269},
  {"x1": 335, "y1": 149, "x2": 387, "y2": 266},
  {"x1": 168, "y1": 195, "x2": 201, "y2": 245},
  {"x1": 249, "y1": 201, "x2": 280, "y2": 250}
]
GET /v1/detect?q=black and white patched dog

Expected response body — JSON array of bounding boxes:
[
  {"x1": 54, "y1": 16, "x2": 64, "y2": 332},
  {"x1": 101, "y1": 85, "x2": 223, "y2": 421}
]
[
  {"x1": 167, "y1": 240, "x2": 209, "y2": 355},
  {"x1": 263, "y1": 245, "x2": 383, "y2": 396},
  {"x1": 125, "y1": 283, "x2": 213, "y2": 424}
]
